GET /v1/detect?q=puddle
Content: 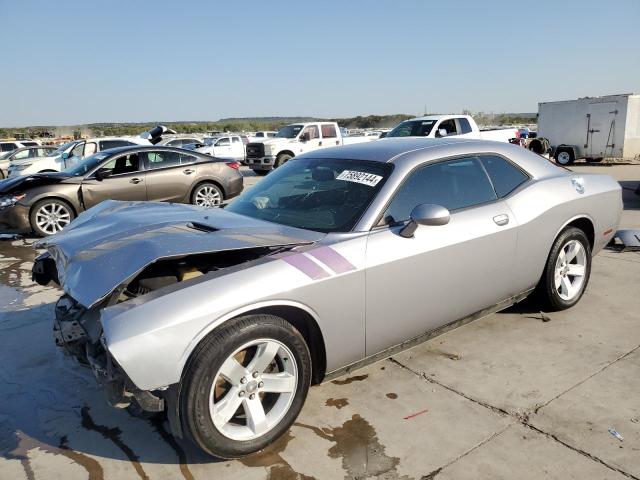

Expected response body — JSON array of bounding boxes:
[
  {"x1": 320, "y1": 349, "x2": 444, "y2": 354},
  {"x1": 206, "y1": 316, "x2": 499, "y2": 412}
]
[
  {"x1": 296, "y1": 414, "x2": 402, "y2": 479},
  {"x1": 325, "y1": 398, "x2": 349, "y2": 409},
  {"x1": 331, "y1": 374, "x2": 368, "y2": 385}
]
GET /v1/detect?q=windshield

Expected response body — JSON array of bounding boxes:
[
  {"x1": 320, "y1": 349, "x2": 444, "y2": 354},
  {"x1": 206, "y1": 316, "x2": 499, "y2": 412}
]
[
  {"x1": 226, "y1": 157, "x2": 392, "y2": 233},
  {"x1": 387, "y1": 120, "x2": 437, "y2": 137},
  {"x1": 47, "y1": 141, "x2": 78, "y2": 156},
  {"x1": 275, "y1": 124, "x2": 304, "y2": 139},
  {"x1": 0, "y1": 151, "x2": 10, "y2": 160},
  {"x1": 63, "y1": 152, "x2": 110, "y2": 176}
]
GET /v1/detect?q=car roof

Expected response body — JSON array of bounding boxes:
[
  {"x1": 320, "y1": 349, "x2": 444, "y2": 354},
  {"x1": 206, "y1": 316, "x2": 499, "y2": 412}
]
[{"x1": 303, "y1": 138, "x2": 562, "y2": 179}]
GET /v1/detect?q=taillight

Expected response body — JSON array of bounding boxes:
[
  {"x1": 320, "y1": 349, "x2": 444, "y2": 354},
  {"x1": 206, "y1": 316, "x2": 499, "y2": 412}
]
[{"x1": 225, "y1": 162, "x2": 240, "y2": 170}]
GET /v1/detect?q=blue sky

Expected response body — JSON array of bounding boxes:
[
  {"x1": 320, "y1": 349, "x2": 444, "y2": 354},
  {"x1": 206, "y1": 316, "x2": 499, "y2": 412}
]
[{"x1": 1, "y1": 0, "x2": 639, "y2": 127}]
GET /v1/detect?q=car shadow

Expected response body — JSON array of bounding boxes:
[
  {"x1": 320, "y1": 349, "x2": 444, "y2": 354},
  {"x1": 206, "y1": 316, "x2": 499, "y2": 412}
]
[{"x1": 620, "y1": 181, "x2": 640, "y2": 210}]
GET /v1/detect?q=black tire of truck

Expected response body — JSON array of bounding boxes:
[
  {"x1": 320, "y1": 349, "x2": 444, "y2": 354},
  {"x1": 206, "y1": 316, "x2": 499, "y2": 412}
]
[{"x1": 274, "y1": 153, "x2": 293, "y2": 169}]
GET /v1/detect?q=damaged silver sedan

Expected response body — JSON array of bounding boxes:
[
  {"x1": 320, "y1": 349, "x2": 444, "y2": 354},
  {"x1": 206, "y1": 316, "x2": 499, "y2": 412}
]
[{"x1": 33, "y1": 139, "x2": 622, "y2": 458}]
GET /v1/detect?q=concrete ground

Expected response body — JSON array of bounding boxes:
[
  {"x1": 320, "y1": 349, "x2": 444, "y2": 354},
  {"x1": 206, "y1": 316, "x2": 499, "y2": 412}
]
[{"x1": 0, "y1": 164, "x2": 638, "y2": 480}]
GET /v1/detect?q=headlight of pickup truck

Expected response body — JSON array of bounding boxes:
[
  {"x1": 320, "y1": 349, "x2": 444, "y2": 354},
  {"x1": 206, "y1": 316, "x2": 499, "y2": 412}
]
[{"x1": 0, "y1": 194, "x2": 26, "y2": 209}]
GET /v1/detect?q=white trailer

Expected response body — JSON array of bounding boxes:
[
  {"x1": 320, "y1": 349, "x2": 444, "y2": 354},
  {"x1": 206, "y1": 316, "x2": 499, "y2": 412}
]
[{"x1": 538, "y1": 93, "x2": 640, "y2": 165}]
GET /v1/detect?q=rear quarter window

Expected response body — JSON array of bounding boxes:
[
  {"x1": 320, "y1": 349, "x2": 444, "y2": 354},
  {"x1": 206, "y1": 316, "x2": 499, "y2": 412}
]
[{"x1": 479, "y1": 155, "x2": 529, "y2": 197}]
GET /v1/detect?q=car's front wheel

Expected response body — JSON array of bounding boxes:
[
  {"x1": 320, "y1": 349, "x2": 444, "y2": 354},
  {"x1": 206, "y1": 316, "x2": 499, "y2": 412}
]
[
  {"x1": 30, "y1": 198, "x2": 75, "y2": 236},
  {"x1": 180, "y1": 314, "x2": 311, "y2": 458},
  {"x1": 537, "y1": 227, "x2": 591, "y2": 310}
]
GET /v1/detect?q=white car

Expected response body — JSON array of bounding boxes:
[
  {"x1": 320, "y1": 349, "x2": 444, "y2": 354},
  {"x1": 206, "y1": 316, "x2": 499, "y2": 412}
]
[
  {"x1": 7, "y1": 137, "x2": 149, "y2": 177},
  {"x1": 0, "y1": 139, "x2": 41, "y2": 155},
  {"x1": 193, "y1": 135, "x2": 246, "y2": 162}
]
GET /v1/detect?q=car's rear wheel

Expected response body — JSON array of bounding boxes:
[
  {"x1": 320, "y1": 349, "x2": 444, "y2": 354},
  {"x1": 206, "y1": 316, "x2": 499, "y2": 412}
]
[
  {"x1": 191, "y1": 182, "x2": 223, "y2": 207},
  {"x1": 537, "y1": 227, "x2": 591, "y2": 310},
  {"x1": 180, "y1": 314, "x2": 311, "y2": 458},
  {"x1": 30, "y1": 199, "x2": 75, "y2": 236}
]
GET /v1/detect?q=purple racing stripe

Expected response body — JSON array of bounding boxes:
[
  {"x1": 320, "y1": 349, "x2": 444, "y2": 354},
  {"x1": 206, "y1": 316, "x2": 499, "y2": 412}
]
[
  {"x1": 282, "y1": 254, "x2": 330, "y2": 280},
  {"x1": 307, "y1": 246, "x2": 356, "y2": 274}
]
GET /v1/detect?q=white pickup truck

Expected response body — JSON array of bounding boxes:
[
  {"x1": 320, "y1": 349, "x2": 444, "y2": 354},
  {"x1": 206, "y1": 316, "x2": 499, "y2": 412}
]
[
  {"x1": 385, "y1": 114, "x2": 519, "y2": 143},
  {"x1": 244, "y1": 122, "x2": 376, "y2": 174}
]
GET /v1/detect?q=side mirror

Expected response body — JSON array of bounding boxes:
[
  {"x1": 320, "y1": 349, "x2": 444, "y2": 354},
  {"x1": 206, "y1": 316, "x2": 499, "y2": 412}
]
[
  {"x1": 399, "y1": 204, "x2": 450, "y2": 238},
  {"x1": 299, "y1": 133, "x2": 309, "y2": 142},
  {"x1": 94, "y1": 168, "x2": 111, "y2": 181},
  {"x1": 435, "y1": 129, "x2": 448, "y2": 138},
  {"x1": 61, "y1": 152, "x2": 70, "y2": 159},
  {"x1": 379, "y1": 132, "x2": 387, "y2": 138}
]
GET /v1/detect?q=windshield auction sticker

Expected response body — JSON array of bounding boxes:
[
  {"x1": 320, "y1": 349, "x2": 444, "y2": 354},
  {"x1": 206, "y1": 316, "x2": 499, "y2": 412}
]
[{"x1": 336, "y1": 170, "x2": 383, "y2": 187}]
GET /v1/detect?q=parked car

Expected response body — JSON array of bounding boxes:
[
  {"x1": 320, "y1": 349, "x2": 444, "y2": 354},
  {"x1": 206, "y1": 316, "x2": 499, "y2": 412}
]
[
  {"x1": 157, "y1": 136, "x2": 203, "y2": 148},
  {"x1": 248, "y1": 131, "x2": 277, "y2": 142},
  {"x1": 244, "y1": 121, "x2": 377, "y2": 174},
  {"x1": 0, "y1": 145, "x2": 243, "y2": 236},
  {"x1": 8, "y1": 137, "x2": 149, "y2": 178},
  {"x1": 0, "y1": 139, "x2": 42, "y2": 155},
  {"x1": 33, "y1": 138, "x2": 621, "y2": 458},
  {"x1": 0, "y1": 145, "x2": 56, "y2": 178},
  {"x1": 8, "y1": 125, "x2": 175, "y2": 178},
  {"x1": 386, "y1": 115, "x2": 520, "y2": 143},
  {"x1": 192, "y1": 135, "x2": 246, "y2": 162}
]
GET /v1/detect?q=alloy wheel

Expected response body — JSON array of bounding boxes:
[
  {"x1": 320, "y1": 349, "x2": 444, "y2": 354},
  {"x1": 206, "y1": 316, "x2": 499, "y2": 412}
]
[
  {"x1": 210, "y1": 338, "x2": 298, "y2": 441},
  {"x1": 35, "y1": 202, "x2": 72, "y2": 234},
  {"x1": 554, "y1": 239, "x2": 587, "y2": 301}
]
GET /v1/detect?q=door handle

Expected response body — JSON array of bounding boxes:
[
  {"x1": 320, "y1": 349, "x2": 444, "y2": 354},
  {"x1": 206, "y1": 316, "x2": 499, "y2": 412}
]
[
  {"x1": 493, "y1": 214, "x2": 509, "y2": 226},
  {"x1": 130, "y1": 178, "x2": 143, "y2": 184},
  {"x1": 318, "y1": 141, "x2": 323, "y2": 146},
  {"x1": 183, "y1": 169, "x2": 195, "y2": 175}
]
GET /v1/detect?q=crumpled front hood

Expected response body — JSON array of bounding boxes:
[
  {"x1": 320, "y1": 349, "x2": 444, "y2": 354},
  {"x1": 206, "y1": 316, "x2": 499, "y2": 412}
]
[
  {"x1": 0, "y1": 172, "x2": 73, "y2": 194},
  {"x1": 36, "y1": 200, "x2": 324, "y2": 308}
]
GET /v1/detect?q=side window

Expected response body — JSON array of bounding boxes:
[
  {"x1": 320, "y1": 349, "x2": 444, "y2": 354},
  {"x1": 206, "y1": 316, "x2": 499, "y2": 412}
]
[
  {"x1": 457, "y1": 118, "x2": 473, "y2": 134},
  {"x1": 302, "y1": 125, "x2": 319, "y2": 139},
  {"x1": 437, "y1": 119, "x2": 457, "y2": 136},
  {"x1": 99, "y1": 140, "x2": 130, "y2": 150},
  {"x1": 100, "y1": 153, "x2": 141, "y2": 175},
  {"x1": 14, "y1": 150, "x2": 31, "y2": 160},
  {"x1": 1, "y1": 143, "x2": 17, "y2": 152},
  {"x1": 84, "y1": 142, "x2": 97, "y2": 156},
  {"x1": 267, "y1": 133, "x2": 276, "y2": 138},
  {"x1": 479, "y1": 155, "x2": 529, "y2": 197},
  {"x1": 36, "y1": 148, "x2": 50, "y2": 157},
  {"x1": 382, "y1": 157, "x2": 497, "y2": 224},
  {"x1": 321, "y1": 124, "x2": 337, "y2": 138},
  {"x1": 166, "y1": 139, "x2": 183, "y2": 146},
  {"x1": 179, "y1": 153, "x2": 198, "y2": 164},
  {"x1": 232, "y1": 137, "x2": 240, "y2": 143},
  {"x1": 145, "y1": 151, "x2": 181, "y2": 169},
  {"x1": 216, "y1": 138, "x2": 230, "y2": 146},
  {"x1": 71, "y1": 142, "x2": 85, "y2": 157},
  {"x1": 256, "y1": 132, "x2": 265, "y2": 138}
]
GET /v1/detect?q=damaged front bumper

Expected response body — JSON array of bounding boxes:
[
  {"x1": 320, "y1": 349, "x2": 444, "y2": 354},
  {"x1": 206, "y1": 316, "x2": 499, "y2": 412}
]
[{"x1": 52, "y1": 292, "x2": 165, "y2": 413}]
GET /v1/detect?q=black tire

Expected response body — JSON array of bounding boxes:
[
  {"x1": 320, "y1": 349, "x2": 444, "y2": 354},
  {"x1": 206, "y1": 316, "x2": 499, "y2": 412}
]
[
  {"x1": 535, "y1": 227, "x2": 591, "y2": 311},
  {"x1": 554, "y1": 148, "x2": 575, "y2": 166},
  {"x1": 274, "y1": 153, "x2": 292, "y2": 169},
  {"x1": 252, "y1": 169, "x2": 269, "y2": 176},
  {"x1": 588, "y1": 157, "x2": 604, "y2": 163},
  {"x1": 29, "y1": 198, "x2": 76, "y2": 237},
  {"x1": 180, "y1": 314, "x2": 312, "y2": 458},
  {"x1": 191, "y1": 182, "x2": 223, "y2": 207}
]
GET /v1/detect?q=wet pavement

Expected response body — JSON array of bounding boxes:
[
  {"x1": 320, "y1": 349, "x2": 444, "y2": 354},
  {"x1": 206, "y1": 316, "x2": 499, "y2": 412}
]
[{"x1": 0, "y1": 164, "x2": 639, "y2": 479}]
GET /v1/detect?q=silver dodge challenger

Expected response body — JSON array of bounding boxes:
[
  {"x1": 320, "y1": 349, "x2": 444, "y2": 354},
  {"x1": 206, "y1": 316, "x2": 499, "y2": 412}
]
[{"x1": 33, "y1": 138, "x2": 622, "y2": 458}]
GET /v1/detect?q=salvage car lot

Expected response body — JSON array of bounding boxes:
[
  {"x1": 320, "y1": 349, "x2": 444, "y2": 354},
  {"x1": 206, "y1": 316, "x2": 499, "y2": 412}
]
[{"x1": 0, "y1": 164, "x2": 639, "y2": 479}]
